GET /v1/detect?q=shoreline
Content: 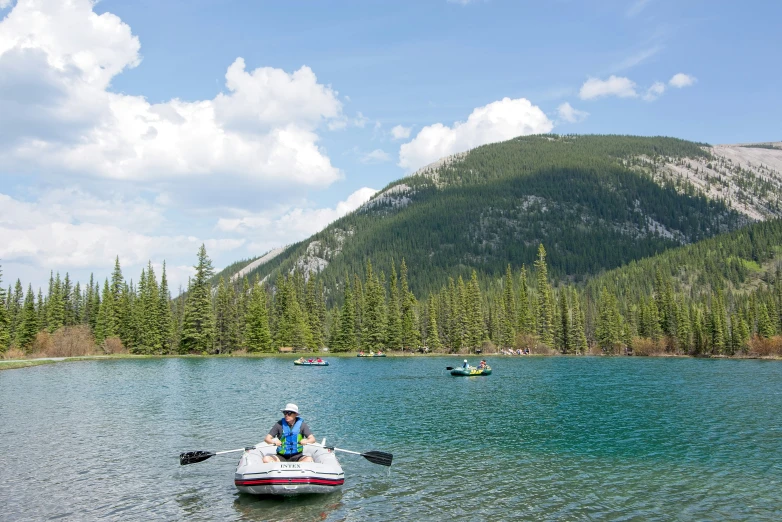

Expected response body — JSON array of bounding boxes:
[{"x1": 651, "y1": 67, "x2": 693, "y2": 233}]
[{"x1": 2, "y1": 351, "x2": 780, "y2": 371}]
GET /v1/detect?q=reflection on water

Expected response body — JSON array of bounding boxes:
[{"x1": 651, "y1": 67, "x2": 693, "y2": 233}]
[
  {"x1": 1, "y1": 357, "x2": 781, "y2": 520},
  {"x1": 233, "y1": 493, "x2": 343, "y2": 522}
]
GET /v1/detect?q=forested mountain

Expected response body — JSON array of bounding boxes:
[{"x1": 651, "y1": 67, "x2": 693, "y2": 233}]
[{"x1": 224, "y1": 134, "x2": 760, "y2": 301}]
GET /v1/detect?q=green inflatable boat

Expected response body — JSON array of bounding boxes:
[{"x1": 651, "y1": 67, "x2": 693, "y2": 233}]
[{"x1": 450, "y1": 366, "x2": 491, "y2": 376}]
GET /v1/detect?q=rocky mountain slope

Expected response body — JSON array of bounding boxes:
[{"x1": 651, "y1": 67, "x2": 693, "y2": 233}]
[{"x1": 220, "y1": 135, "x2": 776, "y2": 298}]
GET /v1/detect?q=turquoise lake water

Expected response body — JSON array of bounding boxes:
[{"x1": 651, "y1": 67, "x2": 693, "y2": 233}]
[{"x1": 1, "y1": 356, "x2": 781, "y2": 521}]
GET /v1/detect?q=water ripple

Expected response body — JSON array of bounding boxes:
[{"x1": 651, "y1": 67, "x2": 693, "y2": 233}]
[{"x1": 1, "y1": 357, "x2": 781, "y2": 520}]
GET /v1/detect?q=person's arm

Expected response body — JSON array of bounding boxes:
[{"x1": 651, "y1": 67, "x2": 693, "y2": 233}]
[
  {"x1": 299, "y1": 423, "x2": 317, "y2": 445},
  {"x1": 265, "y1": 424, "x2": 282, "y2": 446}
]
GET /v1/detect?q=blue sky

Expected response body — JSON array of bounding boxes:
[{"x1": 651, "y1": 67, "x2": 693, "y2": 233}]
[{"x1": 1, "y1": 0, "x2": 780, "y2": 293}]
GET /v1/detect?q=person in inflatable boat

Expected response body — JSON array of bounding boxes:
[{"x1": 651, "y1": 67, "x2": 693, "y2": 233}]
[
  {"x1": 462, "y1": 359, "x2": 469, "y2": 369},
  {"x1": 262, "y1": 403, "x2": 317, "y2": 463}
]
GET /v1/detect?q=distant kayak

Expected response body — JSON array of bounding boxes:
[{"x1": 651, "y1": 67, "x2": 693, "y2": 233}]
[
  {"x1": 450, "y1": 367, "x2": 491, "y2": 376},
  {"x1": 294, "y1": 359, "x2": 329, "y2": 366},
  {"x1": 357, "y1": 353, "x2": 386, "y2": 357}
]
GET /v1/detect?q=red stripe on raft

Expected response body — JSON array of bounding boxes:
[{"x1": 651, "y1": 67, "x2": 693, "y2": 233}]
[{"x1": 236, "y1": 478, "x2": 344, "y2": 486}]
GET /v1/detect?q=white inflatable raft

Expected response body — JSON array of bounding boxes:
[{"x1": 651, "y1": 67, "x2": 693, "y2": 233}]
[{"x1": 234, "y1": 441, "x2": 344, "y2": 495}]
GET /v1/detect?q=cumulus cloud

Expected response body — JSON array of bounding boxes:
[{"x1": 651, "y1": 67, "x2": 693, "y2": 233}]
[
  {"x1": 391, "y1": 125, "x2": 412, "y2": 140},
  {"x1": 360, "y1": 149, "x2": 391, "y2": 164},
  {"x1": 218, "y1": 187, "x2": 378, "y2": 249},
  {"x1": 643, "y1": 81, "x2": 666, "y2": 101},
  {"x1": 557, "y1": 102, "x2": 589, "y2": 123},
  {"x1": 0, "y1": 191, "x2": 243, "y2": 290},
  {"x1": 669, "y1": 73, "x2": 696, "y2": 88},
  {"x1": 579, "y1": 76, "x2": 638, "y2": 100},
  {"x1": 0, "y1": 0, "x2": 342, "y2": 187},
  {"x1": 398, "y1": 97, "x2": 553, "y2": 171},
  {"x1": 0, "y1": 189, "x2": 164, "y2": 233}
]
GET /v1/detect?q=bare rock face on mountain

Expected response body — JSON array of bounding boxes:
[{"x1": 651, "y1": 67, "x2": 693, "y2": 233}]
[{"x1": 643, "y1": 142, "x2": 782, "y2": 221}]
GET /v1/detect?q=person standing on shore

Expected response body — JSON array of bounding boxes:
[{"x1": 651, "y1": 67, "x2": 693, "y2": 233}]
[{"x1": 262, "y1": 403, "x2": 316, "y2": 463}]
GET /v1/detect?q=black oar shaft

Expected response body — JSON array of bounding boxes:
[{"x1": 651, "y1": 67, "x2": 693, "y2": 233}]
[{"x1": 322, "y1": 446, "x2": 393, "y2": 467}]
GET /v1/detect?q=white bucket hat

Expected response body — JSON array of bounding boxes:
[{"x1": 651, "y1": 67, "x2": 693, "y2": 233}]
[
  {"x1": 464, "y1": 359, "x2": 468, "y2": 362},
  {"x1": 281, "y1": 403, "x2": 299, "y2": 414}
]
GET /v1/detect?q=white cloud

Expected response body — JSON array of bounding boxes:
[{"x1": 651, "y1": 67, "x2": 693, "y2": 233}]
[
  {"x1": 0, "y1": 0, "x2": 343, "y2": 187},
  {"x1": 391, "y1": 125, "x2": 412, "y2": 140},
  {"x1": 669, "y1": 73, "x2": 696, "y2": 88},
  {"x1": 360, "y1": 149, "x2": 391, "y2": 164},
  {"x1": 0, "y1": 190, "x2": 244, "y2": 290},
  {"x1": 643, "y1": 81, "x2": 666, "y2": 101},
  {"x1": 353, "y1": 111, "x2": 370, "y2": 128},
  {"x1": 0, "y1": 189, "x2": 163, "y2": 232},
  {"x1": 614, "y1": 45, "x2": 662, "y2": 71},
  {"x1": 557, "y1": 102, "x2": 589, "y2": 123},
  {"x1": 579, "y1": 76, "x2": 638, "y2": 100},
  {"x1": 398, "y1": 97, "x2": 553, "y2": 171},
  {"x1": 219, "y1": 187, "x2": 378, "y2": 252},
  {"x1": 627, "y1": 0, "x2": 652, "y2": 17}
]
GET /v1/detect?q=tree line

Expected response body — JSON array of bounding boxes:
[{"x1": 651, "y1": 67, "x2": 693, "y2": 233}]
[{"x1": 2, "y1": 220, "x2": 781, "y2": 357}]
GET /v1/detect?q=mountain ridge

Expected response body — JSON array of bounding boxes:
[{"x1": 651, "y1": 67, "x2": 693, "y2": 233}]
[{"x1": 217, "y1": 134, "x2": 778, "y2": 300}]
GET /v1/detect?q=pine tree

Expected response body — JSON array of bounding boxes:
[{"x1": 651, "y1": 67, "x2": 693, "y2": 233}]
[
  {"x1": 647, "y1": 297, "x2": 662, "y2": 342},
  {"x1": 333, "y1": 278, "x2": 357, "y2": 352},
  {"x1": 362, "y1": 261, "x2": 386, "y2": 351},
  {"x1": 709, "y1": 291, "x2": 727, "y2": 354},
  {"x1": 316, "y1": 280, "x2": 327, "y2": 346},
  {"x1": 10, "y1": 279, "x2": 23, "y2": 339},
  {"x1": 85, "y1": 274, "x2": 98, "y2": 330},
  {"x1": 95, "y1": 279, "x2": 116, "y2": 345},
  {"x1": 215, "y1": 276, "x2": 237, "y2": 354},
  {"x1": 447, "y1": 277, "x2": 463, "y2": 352},
  {"x1": 140, "y1": 262, "x2": 163, "y2": 353},
  {"x1": 569, "y1": 289, "x2": 588, "y2": 354},
  {"x1": 0, "y1": 267, "x2": 10, "y2": 352},
  {"x1": 386, "y1": 264, "x2": 402, "y2": 349},
  {"x1": 63, "y1": 273, "x2": 74, "y2": 326},
  {"x1": 72, "y1": 282, "x2": 82, "y2": 324},
  {"x1": 159, "y1": 262, "x2": 174, "y2": 353},
  {"x1": 465, "y1": 271, "x2": 483, "y2": 350},
  {"x1": 426, "y1": 296, "x2": 441, "y2": 351},
  {"x1": 500, "y1": 265, "x2": 515, "y2": 348},
  {"x1": 757, "y1": 303, "x2": 775, "y2": 338},
  {"x1": 180, "y1": 245, "x2": 216, "y2": 354},
  {"x1": 400, "y1": 259, "x2": 420, "y2": 350},
  {"x1": 557, "y1": 291, "x2": 569, "y2": 353},
  {"x1": 10, "y1": 281, "x2": 22, "y2": 333},
  {"x1": 305, "y1": 275, "x2": 324, "y2": 348},
  {"x1": 16, "y1": 285, "x2": 39, "y2": 351},
  {"x1": 47, "y1": 272, "x2": 64, "y2": 333},
  {"x1": 517, "y1": 265, "x2": 533, "y2": 335},
  {"x1": 117, "y1": 282, "x2": 134, "y2": 350},
  {"x1": 235, "y1": 276, "x2": 250, "y2": 349},
  {"x1": 734, "y1": 314, "x2": 750, "y2": 354},
  {"x1": 353, "y1": 275, "x2": 364, "y2": 349},
  {"x1": 36, "y1": 288, "x2": 45, "y2": 331},
  {"x1": 245, "y1": 278, "x2": 272, "y2": 352},
  {"x1": 595, "y1": 287, "x2": 621, "y2": 352},
  {"x1": 534, "y1": 244, "x2": 555, "y2": 347},
  {"x1": 675, "y1": 298, "x2": 691, "y2": 353}
]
